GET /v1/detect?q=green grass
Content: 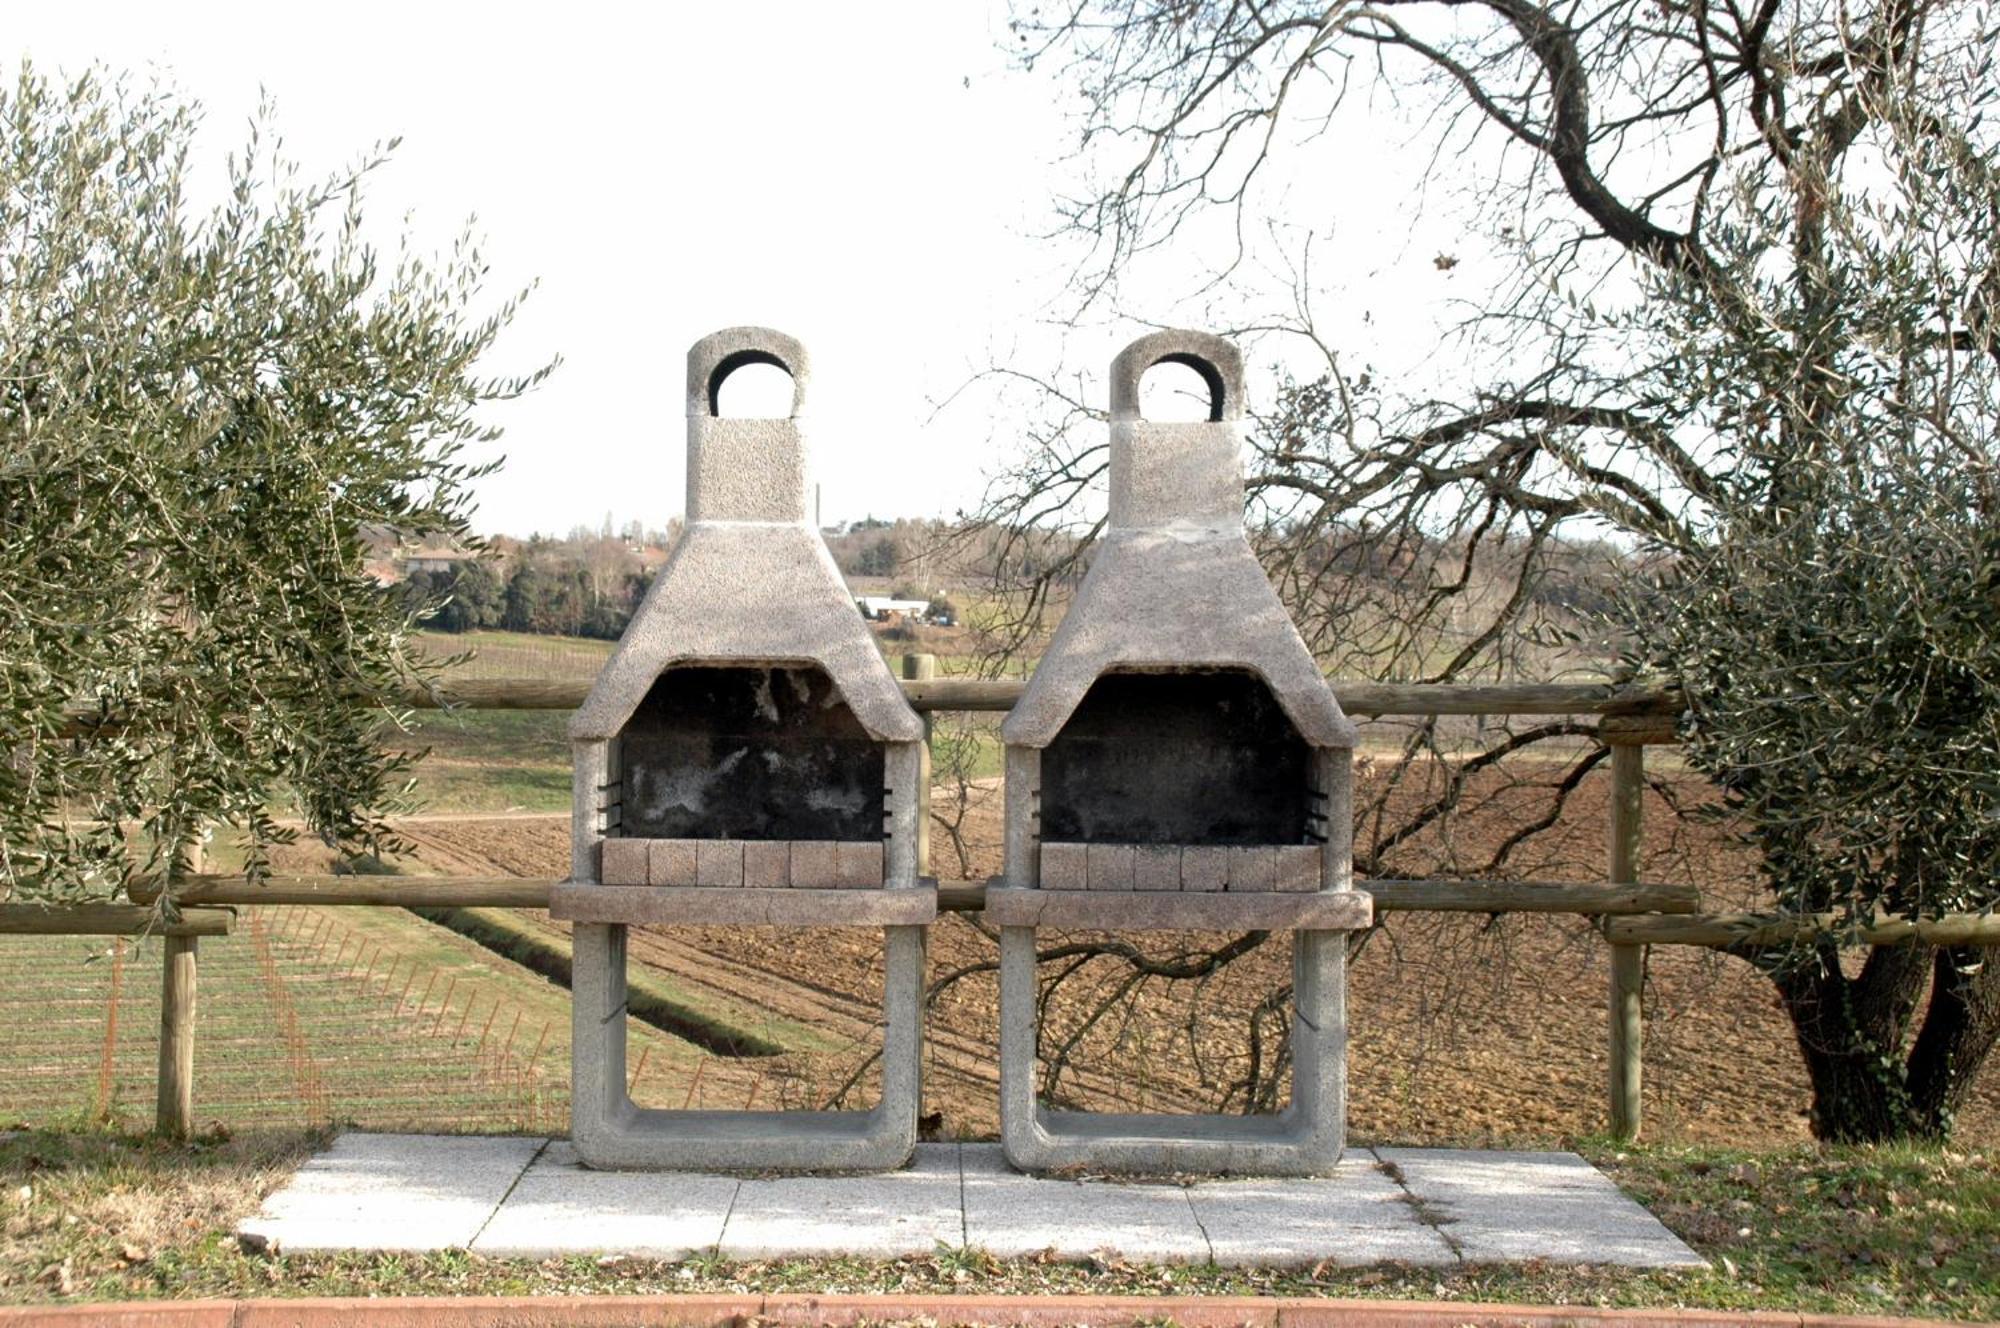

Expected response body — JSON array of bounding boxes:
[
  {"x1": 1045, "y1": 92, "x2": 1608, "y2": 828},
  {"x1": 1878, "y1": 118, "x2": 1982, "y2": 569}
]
[
  {"x1": 416, "y1": 630, "x2": 612, "y2": 681},
  {"x1": 407, "y1": 761, "x2": 572, "y2": 814},
  {"x1": 413, "y1": 906, "x2": 809, "y2": 1058},
  {"x1": 398, "y1": 707, "x2": 570, "y2": 765},
  {"x1": 1598, "y1": 1139, "x2": 1998, "y2": 1317},
  {"x1": 387, "y1": 708, "x2": 571, "y2": 813},
  {"x1": 0, "y1": 911, "x2": 546, "y2": 1134},
  {"x1": 0, "y1": 1132, "x2": 1992, "y2": 1317}
]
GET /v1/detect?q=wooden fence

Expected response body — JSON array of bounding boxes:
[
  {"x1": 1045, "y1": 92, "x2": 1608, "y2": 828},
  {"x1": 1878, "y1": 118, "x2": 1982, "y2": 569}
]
[{"x1": 19, "y1": 658, "x2": 1991, "y2": 1139}]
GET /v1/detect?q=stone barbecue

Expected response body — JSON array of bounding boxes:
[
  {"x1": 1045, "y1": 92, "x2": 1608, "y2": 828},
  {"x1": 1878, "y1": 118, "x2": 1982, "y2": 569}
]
[
  {"x1": 552, "y1": 328, "x2": 933, "y2": 1171},
  {"x1": 988, "y1": 330, "x2": 1373, "y2": 1176}
]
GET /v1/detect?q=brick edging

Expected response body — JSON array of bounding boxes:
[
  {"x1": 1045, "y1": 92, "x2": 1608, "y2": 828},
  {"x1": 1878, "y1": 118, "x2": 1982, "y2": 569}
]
[{"x1": 0, "y1": 1294, "x2": 1948, "y2": 1328}]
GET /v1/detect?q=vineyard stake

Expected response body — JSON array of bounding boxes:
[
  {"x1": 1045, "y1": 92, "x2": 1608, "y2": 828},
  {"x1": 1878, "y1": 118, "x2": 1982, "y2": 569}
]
[
  {"x1": 525, "y1": 1021, "x2": 550, "y2": 1077},
  {"x1": 476, "y1": 1001, "x2": 499, "y2": 1056},
  {"x1": 94, "y1": 937, "x2": 125, "y2": 1123},
  {"x1": 431, "y1": 976, "x2": 459, "y2": 1033},
  {"x1": 628, "y1": 1043, "x2": 652, "y2": 1093}
]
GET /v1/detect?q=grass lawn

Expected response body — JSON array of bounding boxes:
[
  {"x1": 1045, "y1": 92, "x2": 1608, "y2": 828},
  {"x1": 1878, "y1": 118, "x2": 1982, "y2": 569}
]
[
  {"x1": 415, "y1": 630, "x2": 612, "y2": 681},
  {"x1": 0, "y1": 1131, "x2": 1991, "y2": 1317},
  {"x1": 388, "y1": 708, "x2": 571, "y2": 813}
]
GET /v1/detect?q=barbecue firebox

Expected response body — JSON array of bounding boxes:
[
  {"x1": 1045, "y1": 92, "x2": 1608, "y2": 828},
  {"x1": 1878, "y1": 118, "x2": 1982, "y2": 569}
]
[
  {"x1": 552, "y1": 327, "x2": 933, "y2": 1172},
  {"x1": 988, "y1": 330, "x2": 1373, "y2": 1176}
]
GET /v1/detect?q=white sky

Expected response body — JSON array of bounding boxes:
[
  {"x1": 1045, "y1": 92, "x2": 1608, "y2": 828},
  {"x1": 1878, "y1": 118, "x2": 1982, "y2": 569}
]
[{"x1": 14, "y1": 2, "x2": 1487, "y2": 536}]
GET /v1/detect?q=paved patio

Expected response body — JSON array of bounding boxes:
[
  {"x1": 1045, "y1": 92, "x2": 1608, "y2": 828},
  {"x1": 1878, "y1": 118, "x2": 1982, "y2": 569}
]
[{"x1": 239, "y1": 1133, "x2": 1706, "y2": 1269}]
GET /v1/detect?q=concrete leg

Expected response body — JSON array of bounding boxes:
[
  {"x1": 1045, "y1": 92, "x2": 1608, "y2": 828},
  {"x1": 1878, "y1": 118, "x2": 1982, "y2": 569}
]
[
  {"x1": 999, "y1": 926, "x2": 1348, "y2": 1177},
  {"x1": 1284, "y1": 927, "x2": 1345, "y2": 1163},
  {"x1": 881, "y1": 923, "x2": 926, "y2": 1134},
  {"x1": 998, "y1": 925, "x2": 1041, "y2": 1149},
  {"x1": 569, "y1": 924, "x2": 633, "y2": 1158},
  {"x1": 570, "y1": 921, "x2": 923, "y2": 1172}
]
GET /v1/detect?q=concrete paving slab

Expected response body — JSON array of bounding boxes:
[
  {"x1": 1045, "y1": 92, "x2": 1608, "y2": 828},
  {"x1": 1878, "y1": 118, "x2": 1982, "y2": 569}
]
[
  {"x1": 958, "y1": 1142, "x2": 1013, "y2": 1177},
  {"x1": 240, "y1": 1134, "x2": 1705, "y2": 1270},
  {"x1": 1377, "y1": 1147, "x2": 1707, "y2": 1268},
  {"x1": 960, "y1": 1145, "x2": 1210, "y2": 1263},
  {"x1": 472, "y1": 1141, "x2": 739, "y2": 1259},
  {"x1": 1190, "y1": 1152, "x2": 1456, "y2": 1268},
  {"x1": 720, "y1": 1143, "x2": 963, "y2": 1259},
  {"x1": 239, "y1": 1132, "x2": 545, "y2": 1253}
]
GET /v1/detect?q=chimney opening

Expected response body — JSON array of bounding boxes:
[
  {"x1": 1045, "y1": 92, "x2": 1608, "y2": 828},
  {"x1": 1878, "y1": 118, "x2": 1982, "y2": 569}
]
[
  {"x1": 1137, "y1": 352, "x2": 1226, "y2": 423},
  {"x1": 708, "y1": 350, "x2": 798, "y2": 417}
]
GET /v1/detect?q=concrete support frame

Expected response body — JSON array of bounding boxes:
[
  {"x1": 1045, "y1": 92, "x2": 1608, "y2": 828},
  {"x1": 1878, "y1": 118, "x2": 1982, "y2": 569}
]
[
  {"x1": 565, "y1": 328, "x2": 929, "y2": 1172},
  {"x1": 571, "y1": 921, "x2": 927, "y2": 1171},
  {"x1": 995, "y1": 742, "x2": 1356, "y2": 1176},
  {"x1": 999, "y1": 925, "x2": 1347, "y2": 1175},
  {"x1": 994, "y1": 330, "x2": 1367, "y2": 1178},
  {"x1": 569, "y1": 735, "x2": 928, "y2": 1172}
]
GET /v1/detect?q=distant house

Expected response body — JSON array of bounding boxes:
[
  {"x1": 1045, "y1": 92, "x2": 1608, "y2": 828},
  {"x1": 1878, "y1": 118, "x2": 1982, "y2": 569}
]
[
  {"x1": 396, "y1": 544, "x2": 479, "y2": 578},
  {"x1": 856, "y1": 596, "x2": 932, "y2": 623}
]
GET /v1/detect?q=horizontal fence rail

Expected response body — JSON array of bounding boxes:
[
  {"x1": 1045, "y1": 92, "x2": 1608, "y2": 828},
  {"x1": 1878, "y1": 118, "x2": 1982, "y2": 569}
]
[
  {"x1": 0, "y1": 903, "x2": 232, "y2": 937},
  {"x1": 60, "y1": 676, "x2": 1687, "y2": 740},
  {"x1": 29, "y1": 655, "x2": 1993, "y2": 1147},
  {"x1": 127, "y1": 876, "x2": 558, "y2": 910},
  {"x1": 1606, "y1": 910, "x2": 2000, "y2": 948},
  {"x1": 132, "y1": 875, "x2": 1704, "y2": 916},
  {"x1": 391, "y1": 675, "x2": 1683, "y2": 719},
  {"x1": 123, "y1": 876, "x2": 1997, "y2": 954}
]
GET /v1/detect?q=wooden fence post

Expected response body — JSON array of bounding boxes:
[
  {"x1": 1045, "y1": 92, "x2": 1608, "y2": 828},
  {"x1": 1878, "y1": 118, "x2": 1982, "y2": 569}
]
[
  {"x1": 155, "y1": 825, "x2": 204, "y2": 1140},
  {"x1": 157, "y1": 934, "x2": 197, "y2": 1138},
  {"x1": 1607, "y1": 741, "x2": 1645, "y2": 1141},
  {"x1": 902, "y1": 653, "x2": 936, "y2": 877}
]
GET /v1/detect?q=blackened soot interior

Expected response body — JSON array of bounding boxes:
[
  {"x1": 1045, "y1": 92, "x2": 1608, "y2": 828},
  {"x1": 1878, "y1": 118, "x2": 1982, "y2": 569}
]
[
  {"x1": 1039, "y1": 670, "x2": 1308, "y2": 845},
  {"x1": 619, "y1": 665, "x2": 885, "y2": 840}
]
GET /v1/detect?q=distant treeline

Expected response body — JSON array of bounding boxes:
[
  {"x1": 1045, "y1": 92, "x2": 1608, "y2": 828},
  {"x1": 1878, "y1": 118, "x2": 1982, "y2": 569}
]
[
  {"x1": 401, "y1": 517, "x2": 952, "y2": 639},
  {"x1": 399, "y1": 558, "x2": 636, "y2": 639}
]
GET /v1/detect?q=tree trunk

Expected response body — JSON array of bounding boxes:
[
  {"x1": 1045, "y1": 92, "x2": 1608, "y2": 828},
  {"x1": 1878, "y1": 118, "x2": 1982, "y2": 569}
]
[
  {"x1": 1768, "y1": 942, "x2": 1932, "y2": 1143},
  {"x1": 1906, "y1": 949, "x2": 2000, "y2": 1136}
]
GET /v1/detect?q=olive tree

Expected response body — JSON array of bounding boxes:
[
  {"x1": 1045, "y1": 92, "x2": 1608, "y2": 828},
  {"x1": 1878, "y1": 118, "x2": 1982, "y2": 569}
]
[
  {"x1": 980, "y1": 1, "x2": 2000, "y2": 1138},
  {"x1": 0, "y1": 65, "x2": 548, "y2": 903},
  {"x1": 1624, "y1": 97, "x2": 2000, "y2": 1139}
]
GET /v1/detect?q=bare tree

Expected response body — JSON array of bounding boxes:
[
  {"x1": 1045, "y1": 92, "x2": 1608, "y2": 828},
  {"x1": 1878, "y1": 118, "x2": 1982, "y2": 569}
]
[{"x1": 926, "y1": 1, "x2": 2000, "y2": 1139}]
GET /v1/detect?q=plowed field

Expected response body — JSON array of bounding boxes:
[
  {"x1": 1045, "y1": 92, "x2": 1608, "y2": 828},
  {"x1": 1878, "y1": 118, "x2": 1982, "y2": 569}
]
[{"x1": 325, "y1": 759, "x2": 2000, "y2": 1149}]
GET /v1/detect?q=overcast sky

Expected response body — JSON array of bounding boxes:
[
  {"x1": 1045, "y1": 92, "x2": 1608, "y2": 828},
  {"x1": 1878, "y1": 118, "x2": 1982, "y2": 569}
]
[{"x1": 14, "y1": 3, "x2": 1485, "y2": 537}]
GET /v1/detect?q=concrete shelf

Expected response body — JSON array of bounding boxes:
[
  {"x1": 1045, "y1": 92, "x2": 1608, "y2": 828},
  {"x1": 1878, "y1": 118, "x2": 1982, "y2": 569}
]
[
  {"x1": 982, "y1": 886, "x2": 1371, "y2": 932},
  {"x1": 551, "y1": 883, "x2": 938, "y2": 927}
]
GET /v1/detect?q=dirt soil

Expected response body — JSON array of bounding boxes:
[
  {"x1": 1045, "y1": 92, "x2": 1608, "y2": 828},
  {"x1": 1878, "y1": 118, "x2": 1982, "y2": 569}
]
[{"x1": 323, "y1": 762, "x2": 2000, "y2": 1149}]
